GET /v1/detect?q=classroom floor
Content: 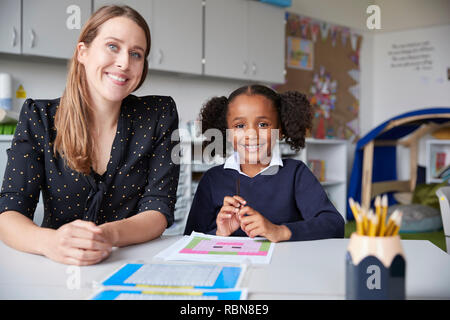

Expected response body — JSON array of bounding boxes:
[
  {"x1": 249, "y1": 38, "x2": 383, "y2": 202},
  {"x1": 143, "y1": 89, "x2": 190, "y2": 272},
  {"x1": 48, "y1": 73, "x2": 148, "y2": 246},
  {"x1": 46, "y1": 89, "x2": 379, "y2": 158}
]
[{"x1": 344, "y1": 221, "x2": 447, "y2": 252}]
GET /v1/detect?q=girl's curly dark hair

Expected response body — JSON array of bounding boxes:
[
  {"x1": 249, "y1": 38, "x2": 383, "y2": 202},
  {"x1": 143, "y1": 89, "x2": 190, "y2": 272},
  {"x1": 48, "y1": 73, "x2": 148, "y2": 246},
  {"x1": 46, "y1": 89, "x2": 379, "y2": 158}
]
[{"x1": 199, "y1": 84, "x2": 313, "y2": 157}]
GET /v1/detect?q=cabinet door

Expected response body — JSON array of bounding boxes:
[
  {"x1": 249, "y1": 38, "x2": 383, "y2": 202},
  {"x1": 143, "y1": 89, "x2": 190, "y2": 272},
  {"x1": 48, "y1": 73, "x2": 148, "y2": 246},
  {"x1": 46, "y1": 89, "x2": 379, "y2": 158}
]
[
  {"x1": 0, "y1": 0, "x2": 21, "y2": 54},
  {"x1": 93, "y1": 0, "x2": 153, "y2": 30},
  {"x1": 204, "y1": 0, "x2": 248, "y2": 80},
  {"x1": 22, "y1": 0, "x2": 91, "y2": 59},
  {"x1": 150, "y1": 0, "x2": 203, "y2": 74},
  {"x1": 247, "y1": 1, "x2": 285, "y2": 84}
]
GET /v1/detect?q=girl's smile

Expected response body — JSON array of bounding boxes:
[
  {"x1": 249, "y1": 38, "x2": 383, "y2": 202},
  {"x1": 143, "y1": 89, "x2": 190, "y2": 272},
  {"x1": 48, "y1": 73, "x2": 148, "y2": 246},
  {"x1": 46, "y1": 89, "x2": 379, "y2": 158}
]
[{"x1": 227, "y1": 94, "x2": 281, "y2": 169}]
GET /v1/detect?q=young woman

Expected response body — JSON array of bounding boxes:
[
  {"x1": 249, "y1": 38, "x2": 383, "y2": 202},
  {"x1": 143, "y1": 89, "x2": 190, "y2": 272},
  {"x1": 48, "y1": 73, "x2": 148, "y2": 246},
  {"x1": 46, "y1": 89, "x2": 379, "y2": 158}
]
[
  {"x1": 184, "y1": 85, "x2": 344, "y2": 242},
  {"x1": 0, "y1": 6, "x2": 179, "y2": 265}
]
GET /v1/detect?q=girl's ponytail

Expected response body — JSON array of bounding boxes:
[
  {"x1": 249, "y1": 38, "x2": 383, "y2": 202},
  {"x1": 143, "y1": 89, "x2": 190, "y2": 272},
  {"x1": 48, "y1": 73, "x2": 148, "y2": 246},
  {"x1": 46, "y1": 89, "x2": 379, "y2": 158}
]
[
  {"x1": 279, "y1": 91, "x2": 313, "y2": 150},
  {"x1": 199, "y1": 96, "x2": 229, "y2": 157}
]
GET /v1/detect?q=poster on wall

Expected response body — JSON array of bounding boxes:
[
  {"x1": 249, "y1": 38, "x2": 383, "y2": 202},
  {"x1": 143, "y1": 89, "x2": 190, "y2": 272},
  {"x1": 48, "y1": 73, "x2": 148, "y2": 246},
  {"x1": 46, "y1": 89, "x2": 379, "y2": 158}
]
[
  {"x1": 287, "y1": 37, "x2": 314, "y2": 70},
  {"x1": 274, "y1": 12, "x2": 363, "y2": 142}
]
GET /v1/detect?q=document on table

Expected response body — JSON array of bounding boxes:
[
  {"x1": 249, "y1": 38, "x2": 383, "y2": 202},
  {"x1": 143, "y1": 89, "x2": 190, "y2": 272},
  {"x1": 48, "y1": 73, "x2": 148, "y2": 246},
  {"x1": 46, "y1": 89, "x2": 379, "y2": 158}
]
[
  {"x1": 154, "y1": 232, "x2": 275, "y2": 265},
  {"x1": 91, "y1": 288, "x2": 248, "y2": 300},
  {"x1": 101, "y1": 262, "x2": 245, "y2": 289}
]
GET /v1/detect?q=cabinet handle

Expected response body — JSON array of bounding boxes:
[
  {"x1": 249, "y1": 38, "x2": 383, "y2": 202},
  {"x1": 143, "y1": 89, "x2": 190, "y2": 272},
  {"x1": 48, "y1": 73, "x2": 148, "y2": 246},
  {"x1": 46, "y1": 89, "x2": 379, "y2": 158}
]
[
  {"x1": 243, "y1": 62, "x2": 248, "y2": 74},
  {"x1": 12, "y1": 27, "x2": 17, "y2": 47},
  {"x1": 29, "y1": 29, "x2": 36, "y2": 48},
  {"x1": 252, "y1": 63, "x2": 257, "y2": 75}
]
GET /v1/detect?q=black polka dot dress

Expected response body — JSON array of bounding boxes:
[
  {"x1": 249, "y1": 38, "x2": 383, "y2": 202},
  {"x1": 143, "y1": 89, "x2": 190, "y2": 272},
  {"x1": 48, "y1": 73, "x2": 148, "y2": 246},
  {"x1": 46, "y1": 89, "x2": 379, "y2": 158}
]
[{"x1": 0, "y1": 95, "x2": 180, "y2": 229}]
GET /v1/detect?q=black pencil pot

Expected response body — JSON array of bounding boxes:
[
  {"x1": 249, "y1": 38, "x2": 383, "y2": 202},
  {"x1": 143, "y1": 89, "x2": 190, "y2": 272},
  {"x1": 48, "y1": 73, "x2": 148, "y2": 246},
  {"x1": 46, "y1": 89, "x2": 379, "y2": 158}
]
[{"x1": 345, "y1": 233, "x2": 406, "y2": 300}]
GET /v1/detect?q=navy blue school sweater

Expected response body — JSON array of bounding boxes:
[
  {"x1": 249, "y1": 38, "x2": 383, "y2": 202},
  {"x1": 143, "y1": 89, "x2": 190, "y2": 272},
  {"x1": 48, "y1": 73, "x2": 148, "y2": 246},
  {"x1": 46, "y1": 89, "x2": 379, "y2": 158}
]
[{"x1": 184, "y1": 159, "x2": 345, "y2": 241}]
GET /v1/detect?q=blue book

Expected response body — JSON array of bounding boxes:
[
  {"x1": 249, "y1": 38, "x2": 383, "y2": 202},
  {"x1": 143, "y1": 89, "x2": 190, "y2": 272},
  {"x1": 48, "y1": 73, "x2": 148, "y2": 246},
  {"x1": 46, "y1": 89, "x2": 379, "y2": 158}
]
[
  {"x1": 101, "y1": 263, "x2": 245, "y2": 290},
  {"x1": 260, "y1": 0, "x2": 292, "y2": 7}
]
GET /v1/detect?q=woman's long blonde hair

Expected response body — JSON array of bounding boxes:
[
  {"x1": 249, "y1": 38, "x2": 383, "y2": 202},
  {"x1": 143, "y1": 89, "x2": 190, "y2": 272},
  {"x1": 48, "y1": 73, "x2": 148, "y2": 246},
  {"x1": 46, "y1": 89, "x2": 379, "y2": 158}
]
[{"x1": 53, "y1": 5, "x2": 151, "y2": 174}]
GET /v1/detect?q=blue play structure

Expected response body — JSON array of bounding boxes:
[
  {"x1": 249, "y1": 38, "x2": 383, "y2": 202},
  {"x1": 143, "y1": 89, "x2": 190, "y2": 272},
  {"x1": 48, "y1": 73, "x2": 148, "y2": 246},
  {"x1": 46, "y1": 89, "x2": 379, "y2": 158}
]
[{"x1": 348, "y1": 108, "x2": 450, "y2": 220}]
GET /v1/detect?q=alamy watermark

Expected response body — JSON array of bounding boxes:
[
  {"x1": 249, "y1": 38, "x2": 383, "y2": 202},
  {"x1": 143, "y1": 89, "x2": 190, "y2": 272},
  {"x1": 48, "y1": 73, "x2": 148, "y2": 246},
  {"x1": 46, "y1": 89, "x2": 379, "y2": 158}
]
[
  {"x1": 170, "y1": 126, "x2": 282, "y2": 169},
  {"x1": 66, "y1": 266, "x2": 81, "y2": 290},
  {"x1": 66, "y1": 5, "x2": 82, "y2": 30},
  {"x1": 366, "y1": 5, "x2": 382, "y2": 30}
]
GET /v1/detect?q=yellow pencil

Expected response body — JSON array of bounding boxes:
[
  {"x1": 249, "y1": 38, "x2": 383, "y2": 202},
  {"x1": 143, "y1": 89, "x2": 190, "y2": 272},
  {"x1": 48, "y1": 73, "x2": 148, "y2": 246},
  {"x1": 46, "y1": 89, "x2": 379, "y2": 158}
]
[
  {"x1": 379, "y1": 194, "x2": 388, "y2": 236},
  {"x1": 374, "y1": 196, "x2": 381, "y2": 236},
  {"x1": 361, "y1": 208, "x2": 369, "y2": 235},
  {"x1": 355, "y1": 214, "x2": 364, "y2": 236},
  {"x1": 349, "y1": 198, "x2": 359, "y2": 220},
  {"x1": 368, "y1": 209, "x2": 378, "y2": 237},
  {"x1": 349, "y1": 198, "x2": 364, "y2": 235},
  {"x1": 391, "y1": 211, "x2": 403, "y2": 236},
  {"x1": 384, "y1": 210, "x2": 398, "y2": 237}
]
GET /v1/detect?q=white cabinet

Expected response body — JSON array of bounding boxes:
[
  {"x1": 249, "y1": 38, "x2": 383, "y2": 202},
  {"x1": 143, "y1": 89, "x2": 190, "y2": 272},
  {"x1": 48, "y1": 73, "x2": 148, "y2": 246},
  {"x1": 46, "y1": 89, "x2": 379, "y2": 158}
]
[
  {"x1": 94, "y1": 0, "x2": 203, "y2": 75},
  {"x1": 2, "y1": 0, "x2": 285, "y2": 83},
  {"x1": 0, "y1": 0, "x2": 21, "y2": 54},
  {"x1": 150, "y1": 0, "x2": 203, "y2": 75},
  {"x1": 93, "y1": 0, "x2": 153, "y2": 30},
  {"x1": 204, "y1": 0, "x2": 285, "y2": 83},
  {"x1": 22, "y1": 0, "x2": 91, "y2": 59},
  {"x1": 204, "y1": 0, "x2": 248, "y2": 80},
  {"x1": 247, "y1": 0, "x2": 285, "y2": 83}
]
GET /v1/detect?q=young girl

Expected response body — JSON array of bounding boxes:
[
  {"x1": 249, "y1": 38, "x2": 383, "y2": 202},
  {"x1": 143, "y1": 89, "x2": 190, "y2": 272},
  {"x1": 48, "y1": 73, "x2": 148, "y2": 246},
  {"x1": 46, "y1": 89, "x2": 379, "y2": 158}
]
[{"x1": 184, "y1": 84, "x2": 344, "y2": 242}]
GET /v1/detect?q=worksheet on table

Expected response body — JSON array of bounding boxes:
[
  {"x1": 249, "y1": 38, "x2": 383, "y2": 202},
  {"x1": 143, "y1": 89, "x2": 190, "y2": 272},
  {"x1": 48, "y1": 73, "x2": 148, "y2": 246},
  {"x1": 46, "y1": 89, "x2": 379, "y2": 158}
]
[{"x1": 154, "y1": 232, "x2": 275, "y2": 265}]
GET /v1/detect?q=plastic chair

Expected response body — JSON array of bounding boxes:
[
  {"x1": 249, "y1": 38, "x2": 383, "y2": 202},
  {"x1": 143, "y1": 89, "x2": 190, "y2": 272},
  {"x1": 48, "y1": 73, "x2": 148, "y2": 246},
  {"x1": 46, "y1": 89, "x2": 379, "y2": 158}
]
[{"x1": 435, "y1": 187, "x2": 450, "y2": 254}]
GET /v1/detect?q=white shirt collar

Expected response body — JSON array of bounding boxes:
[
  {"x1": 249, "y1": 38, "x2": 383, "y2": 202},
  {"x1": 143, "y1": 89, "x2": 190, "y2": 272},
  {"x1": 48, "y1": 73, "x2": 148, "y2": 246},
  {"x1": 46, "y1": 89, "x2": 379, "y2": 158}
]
[{"x1": 224, "y1": 145, "x2": 283, "y2": 177}]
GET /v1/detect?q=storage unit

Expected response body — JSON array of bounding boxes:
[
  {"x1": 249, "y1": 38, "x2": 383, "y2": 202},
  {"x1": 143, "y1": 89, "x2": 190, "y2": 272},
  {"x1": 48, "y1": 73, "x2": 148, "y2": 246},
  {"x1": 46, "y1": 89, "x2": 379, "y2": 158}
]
[
  {"x1": 0, "y1": 0, "x2": 21, "y2": 54},
  {"x1": 204, "y1": 0, "x2": 285, "y2": 83},
  {"x1": 95, "y1": 0, "x2": 203, "y2": 75},
  {"x1": 22, "y1": 0, "x2": 92, "y2": 59},
  {"x1": 1, "y1": 0, "x2": 286, "y2": 84},
  {"x1": 298, "y1": 138, "x2": 348, "y2": 220}
]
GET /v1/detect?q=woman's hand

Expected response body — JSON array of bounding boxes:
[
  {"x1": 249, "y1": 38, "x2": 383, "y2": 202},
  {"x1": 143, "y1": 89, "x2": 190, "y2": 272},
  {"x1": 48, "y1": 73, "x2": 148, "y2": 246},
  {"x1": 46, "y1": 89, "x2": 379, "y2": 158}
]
[
  {"x1": 238, "y1": 206, "x2": 292, "y2": 242},
  {"x1": 216, "y1": 196, "x2": 246, "y2": 236},
  {"x1": 41, "y1": 220, "x2": 112, "y2": 266}
]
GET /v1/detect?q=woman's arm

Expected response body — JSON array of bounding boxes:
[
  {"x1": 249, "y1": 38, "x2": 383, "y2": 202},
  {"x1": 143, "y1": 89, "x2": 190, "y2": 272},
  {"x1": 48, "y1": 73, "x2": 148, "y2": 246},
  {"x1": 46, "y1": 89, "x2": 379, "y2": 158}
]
[
  {"x1": 99, "y1": 210, "x2": 167, "y2": 247},
  {"x1": 0, "y1": 211, "x2": 112, "y2": 265},
  {"x1": 0, "y1": 211, "x2": 51, "y2": 255}
]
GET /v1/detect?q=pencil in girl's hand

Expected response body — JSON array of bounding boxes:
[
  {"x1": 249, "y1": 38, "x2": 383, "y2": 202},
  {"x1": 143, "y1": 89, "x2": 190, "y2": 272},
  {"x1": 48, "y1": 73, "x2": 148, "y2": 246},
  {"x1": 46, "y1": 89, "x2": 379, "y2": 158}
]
[{"x1": 236, "y1": 176, "x2": 240, "y2": 197}]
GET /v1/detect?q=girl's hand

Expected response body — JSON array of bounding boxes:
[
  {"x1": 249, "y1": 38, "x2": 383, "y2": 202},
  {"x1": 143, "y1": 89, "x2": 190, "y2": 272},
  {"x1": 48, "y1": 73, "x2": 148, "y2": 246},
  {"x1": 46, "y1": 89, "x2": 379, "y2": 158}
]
[
  {"x1": 239, "y1": 206, "x2": 292, "y2": 242},
  {"x1": 41, "y1": 220, "x2": 112, "y2": 266},
  {"x1": 216, "y1": 196, "x2": 247, "y2": 236}
]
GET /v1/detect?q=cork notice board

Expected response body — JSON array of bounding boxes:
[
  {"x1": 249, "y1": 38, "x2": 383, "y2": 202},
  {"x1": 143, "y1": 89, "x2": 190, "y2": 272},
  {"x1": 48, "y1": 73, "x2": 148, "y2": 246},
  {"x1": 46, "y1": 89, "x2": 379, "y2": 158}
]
[{"x1": 274, "y1": 12, "x2": 363, "y2": 141}]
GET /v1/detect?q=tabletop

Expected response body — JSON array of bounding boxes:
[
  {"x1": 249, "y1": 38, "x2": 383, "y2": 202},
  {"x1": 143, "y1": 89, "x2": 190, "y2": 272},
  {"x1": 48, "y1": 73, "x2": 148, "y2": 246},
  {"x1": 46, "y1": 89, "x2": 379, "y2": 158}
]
[{"x1": 0, "y1": 236, "x2": 449, "y2": 300}]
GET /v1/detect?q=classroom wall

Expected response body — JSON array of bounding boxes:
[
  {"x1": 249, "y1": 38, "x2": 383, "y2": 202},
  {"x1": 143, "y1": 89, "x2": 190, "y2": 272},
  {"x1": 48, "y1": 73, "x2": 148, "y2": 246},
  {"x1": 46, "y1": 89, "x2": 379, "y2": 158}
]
[{"x1": 374, "y1": 0, "x2": 450, "y2": 32}]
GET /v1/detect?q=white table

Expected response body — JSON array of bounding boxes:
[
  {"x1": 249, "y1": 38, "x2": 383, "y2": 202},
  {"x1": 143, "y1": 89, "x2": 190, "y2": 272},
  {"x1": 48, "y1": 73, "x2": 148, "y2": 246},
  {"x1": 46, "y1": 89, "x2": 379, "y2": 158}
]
[{"x1": 0, "y1": 236, "x2": 449, "y2": 300}]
